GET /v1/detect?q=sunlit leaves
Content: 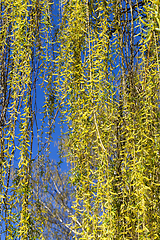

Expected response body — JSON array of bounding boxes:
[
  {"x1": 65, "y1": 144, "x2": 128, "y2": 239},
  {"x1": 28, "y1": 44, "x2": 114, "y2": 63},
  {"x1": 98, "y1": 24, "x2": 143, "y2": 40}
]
[
  {"x1": 0, "y1": 0, "x2": 54, "y2": 238},
  {"x1": 55, "y1": 0, "x2": 160, "y2": 239}
]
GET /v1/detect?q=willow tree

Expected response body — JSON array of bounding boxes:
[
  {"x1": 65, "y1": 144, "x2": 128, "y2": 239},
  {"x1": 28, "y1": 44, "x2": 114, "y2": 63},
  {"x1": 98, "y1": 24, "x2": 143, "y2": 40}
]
[
  {"x1": 1, "y1": 0, "x2": 160, "y2": 239},
  {"x1": 0, "y1": 0, "x2": 55, "y2": 238},
  {"x1": 55, "y1": 0, "x2": 160, "y2": 239}
]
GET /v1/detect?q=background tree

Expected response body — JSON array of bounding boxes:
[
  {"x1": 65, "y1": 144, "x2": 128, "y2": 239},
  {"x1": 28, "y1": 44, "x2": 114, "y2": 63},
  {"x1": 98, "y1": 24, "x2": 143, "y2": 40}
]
[{"x1": 32, "y1": 161, "x2": 77, "y2": 239}]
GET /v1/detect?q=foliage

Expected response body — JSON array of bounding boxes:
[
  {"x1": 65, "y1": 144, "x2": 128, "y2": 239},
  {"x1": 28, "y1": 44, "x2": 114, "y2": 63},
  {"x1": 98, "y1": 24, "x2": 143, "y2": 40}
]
[
  {"x1": 0, "y1": 0, "x2": 160, "y2": 239},
  {"x1": 55, "y1": 0, "x2": 160, "y2": 239},
  {"x1": 0, "y1": 0, "x2": 55, "y2": 238}
]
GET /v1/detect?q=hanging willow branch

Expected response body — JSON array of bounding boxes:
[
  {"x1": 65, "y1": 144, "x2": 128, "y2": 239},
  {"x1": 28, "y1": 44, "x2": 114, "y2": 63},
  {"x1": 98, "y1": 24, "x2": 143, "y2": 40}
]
[
  {"x1": 55, "y1": 0, "x2": 160, "y2": 239},
  {"x1": 0, "y1": 0, "x2": 55, "y2": 238}
]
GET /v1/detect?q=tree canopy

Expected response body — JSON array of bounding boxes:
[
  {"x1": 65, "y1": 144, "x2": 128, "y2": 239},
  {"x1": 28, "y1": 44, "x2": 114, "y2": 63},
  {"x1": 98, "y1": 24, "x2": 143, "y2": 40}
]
[{"x1": 0, "y1": 0, "x2": 160, "y2": 239}]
